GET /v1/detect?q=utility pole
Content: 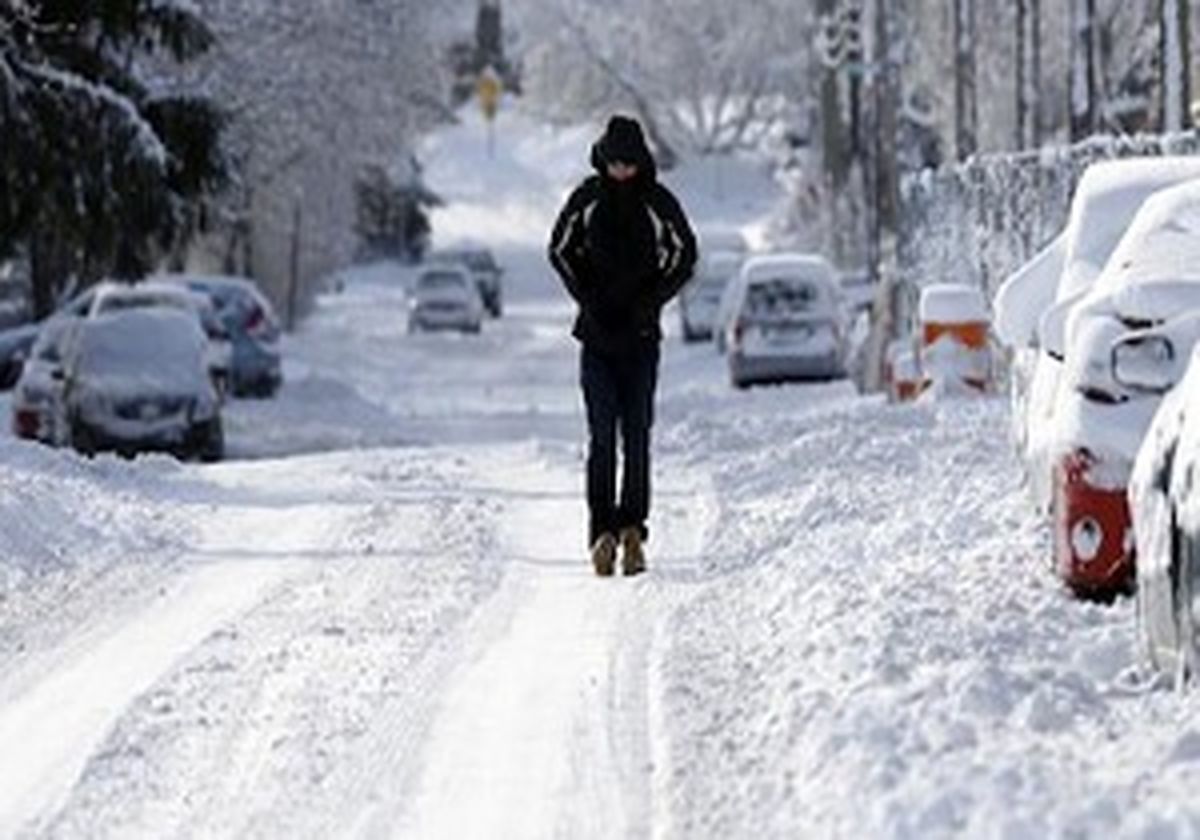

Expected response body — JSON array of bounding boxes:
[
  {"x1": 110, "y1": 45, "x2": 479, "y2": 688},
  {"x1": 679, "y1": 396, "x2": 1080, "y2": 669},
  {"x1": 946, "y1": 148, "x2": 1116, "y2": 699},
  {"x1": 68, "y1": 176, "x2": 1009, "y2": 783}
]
[{"x1": 863, "y1": 0, "x2": 903, "y2": 392}]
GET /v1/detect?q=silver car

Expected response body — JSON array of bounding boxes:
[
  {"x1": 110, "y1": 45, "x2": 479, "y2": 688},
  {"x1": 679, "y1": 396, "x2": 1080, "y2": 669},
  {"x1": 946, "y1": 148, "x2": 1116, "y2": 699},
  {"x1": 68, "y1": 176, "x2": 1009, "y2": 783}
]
[
  {"x1": 680, "y1": 251, "x2": 742, "y2": 342},
  {"x1": 408, "y1": 266, "x2": 484, "y2": 334},
  {"x1": 724, "y1": 254, "x2": 847, "y2": 388}
]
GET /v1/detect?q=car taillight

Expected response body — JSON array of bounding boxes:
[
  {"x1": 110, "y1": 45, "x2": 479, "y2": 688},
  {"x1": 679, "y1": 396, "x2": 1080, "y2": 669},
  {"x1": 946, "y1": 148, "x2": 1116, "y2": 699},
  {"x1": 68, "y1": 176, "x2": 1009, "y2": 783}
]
[
  {"x1": 245, "y1": 305, "x2": 265, "y2": 335},
  {"x1": 13, "y1": 408, "x2": 38, "y2": 439}
]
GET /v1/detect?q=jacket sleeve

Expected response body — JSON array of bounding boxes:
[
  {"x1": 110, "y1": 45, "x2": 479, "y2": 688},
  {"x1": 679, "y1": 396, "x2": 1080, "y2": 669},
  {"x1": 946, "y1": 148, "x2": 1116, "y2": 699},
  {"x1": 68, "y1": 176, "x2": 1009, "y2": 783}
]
[
  {"x1": 547, "y1": 182, "x2": 595, "y2": 306},
  {"x1": 650, "y1": 185, "x2": 698, "y2": 305}
]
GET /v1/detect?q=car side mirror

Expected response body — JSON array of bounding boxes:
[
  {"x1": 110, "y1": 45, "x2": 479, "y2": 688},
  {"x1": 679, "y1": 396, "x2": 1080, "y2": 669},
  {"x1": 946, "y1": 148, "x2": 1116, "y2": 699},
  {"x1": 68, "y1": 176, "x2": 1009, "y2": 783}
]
[{"x1": 1112, "y1": 333, "x2": 1178, "y2": 393}]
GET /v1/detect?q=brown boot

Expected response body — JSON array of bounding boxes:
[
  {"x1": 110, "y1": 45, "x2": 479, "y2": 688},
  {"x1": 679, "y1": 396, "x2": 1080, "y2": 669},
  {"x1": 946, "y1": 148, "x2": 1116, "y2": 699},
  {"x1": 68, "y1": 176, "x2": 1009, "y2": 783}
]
[
  {"x1": 619, "y1": 527, "x2": 646, "y2": 576},
  {"x1": 591, "y1": 532, "x2": 617, "y2": 577}
]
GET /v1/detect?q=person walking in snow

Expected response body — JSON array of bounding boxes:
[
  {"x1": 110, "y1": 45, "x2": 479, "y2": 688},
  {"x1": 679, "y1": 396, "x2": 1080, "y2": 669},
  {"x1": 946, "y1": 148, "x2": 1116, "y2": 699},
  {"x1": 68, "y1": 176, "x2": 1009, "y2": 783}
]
[{"x1": 548, "y1": 115, "x2": 697, "y2": 577}]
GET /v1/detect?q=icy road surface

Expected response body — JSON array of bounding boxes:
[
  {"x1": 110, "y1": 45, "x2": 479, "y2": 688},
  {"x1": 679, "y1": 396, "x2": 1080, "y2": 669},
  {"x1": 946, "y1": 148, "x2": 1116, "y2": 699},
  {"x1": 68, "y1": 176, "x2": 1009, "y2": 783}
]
[{"x1": 3, "y1": 108, "x2": 1200, "y2": 838}]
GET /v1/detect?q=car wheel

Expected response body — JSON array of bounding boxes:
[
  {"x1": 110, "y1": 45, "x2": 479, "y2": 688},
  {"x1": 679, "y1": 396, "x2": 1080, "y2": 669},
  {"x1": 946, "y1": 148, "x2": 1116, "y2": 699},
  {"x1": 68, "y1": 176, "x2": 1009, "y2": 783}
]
[
  {"x1": 196, "y1": 417, "x2": 225, "y2": 463},
  {"x1": 70, "y1": 417, "x2": 96, "y2": 457}
]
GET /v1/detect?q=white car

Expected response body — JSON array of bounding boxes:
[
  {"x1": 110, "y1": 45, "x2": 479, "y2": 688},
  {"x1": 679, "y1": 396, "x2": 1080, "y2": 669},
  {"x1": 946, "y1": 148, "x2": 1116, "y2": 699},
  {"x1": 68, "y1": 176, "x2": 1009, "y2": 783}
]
[
  {"x1": 992, "y1": 156, "x2": 1200, "y2": 514},
  {"x1": 1130, "y1": 342, "x2": 1200, "y2": 678},
  {"x1": 679, "y1": 250, "x2": 742, "y2": 342},
  {"x1": 408, "y1": 266, "x2": 484, "y2": 334},
  {"x1": 10, "y1": 318, "x2": 76, "y2": 445},
  {"x1": 1050, "y1": 180, "x2": 1200, "y2": 598},
  {"x1": 62, "y1": 308, "x2": 224, "y2": 461},
  {"x1": 723, "y1": 254, "x2": 846, "y2": 388},
  {"x1": 89, "y1": 282, "x2": 232, "y2": 394}
]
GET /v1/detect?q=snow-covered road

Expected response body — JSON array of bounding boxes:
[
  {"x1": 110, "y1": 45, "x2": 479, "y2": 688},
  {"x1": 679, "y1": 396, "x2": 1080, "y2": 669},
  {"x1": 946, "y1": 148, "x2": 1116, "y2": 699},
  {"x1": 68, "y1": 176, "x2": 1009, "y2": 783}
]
[{"x1": 3, "y1": 108, "x2": 1200, "y2": 838}]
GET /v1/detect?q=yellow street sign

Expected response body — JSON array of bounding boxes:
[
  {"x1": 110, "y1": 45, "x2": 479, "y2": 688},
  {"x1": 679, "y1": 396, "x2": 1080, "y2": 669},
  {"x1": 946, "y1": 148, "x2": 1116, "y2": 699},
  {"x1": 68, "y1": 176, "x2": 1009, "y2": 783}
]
[{"x1": 477, "y1": 67, "x2": 502, "y2": 121}]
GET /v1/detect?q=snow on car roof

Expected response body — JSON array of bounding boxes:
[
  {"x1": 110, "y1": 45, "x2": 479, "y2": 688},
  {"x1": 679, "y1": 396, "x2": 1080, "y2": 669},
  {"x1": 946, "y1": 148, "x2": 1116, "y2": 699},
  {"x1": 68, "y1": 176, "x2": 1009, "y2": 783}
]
[
  {"x1": 1058, "y1": 156, "x2": 1200, "y2": 303},
  {"x1": 919, "y1": 284, "x2": 988, "y2": 323},
  {"x1": 740, "y1": 254, "x2": 836, "y2": 286}
]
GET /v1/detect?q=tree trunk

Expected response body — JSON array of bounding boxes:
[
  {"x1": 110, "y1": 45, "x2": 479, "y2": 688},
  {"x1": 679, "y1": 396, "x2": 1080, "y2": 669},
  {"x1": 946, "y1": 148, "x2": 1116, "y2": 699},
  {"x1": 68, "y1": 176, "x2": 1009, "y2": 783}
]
[
  {"x1": 954, "y1": 0, "x2": 978, "y2": 160},
  {"x1": 1161, "y1": 0, "x2": 1192, "y2": 132},
  {"x1": 1016, "y1": 0, "x2": 1028, "y2": 150},
  {"x1": 29, "y1": 226, "x2": 70, "y2": 319},
  {"x1": 1069, "y1": 0, "x2": 1099, "y2": 141},
  {"x1": 1031, "y1": 0, "x2": 1042, "y2": 146}
]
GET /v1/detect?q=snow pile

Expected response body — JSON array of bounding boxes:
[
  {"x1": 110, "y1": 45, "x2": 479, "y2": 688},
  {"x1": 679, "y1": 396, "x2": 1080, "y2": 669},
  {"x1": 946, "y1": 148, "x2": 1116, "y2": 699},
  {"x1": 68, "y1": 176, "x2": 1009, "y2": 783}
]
[
  {"x1": 655, "y1": 394, "x2": 1200, "y2": 837},
  {"x1": 919, "y1": 284, "x2": 987, "y2": 323},
  {"x1": 0, "y1": 440, "x2": 186, "y2": 595}
]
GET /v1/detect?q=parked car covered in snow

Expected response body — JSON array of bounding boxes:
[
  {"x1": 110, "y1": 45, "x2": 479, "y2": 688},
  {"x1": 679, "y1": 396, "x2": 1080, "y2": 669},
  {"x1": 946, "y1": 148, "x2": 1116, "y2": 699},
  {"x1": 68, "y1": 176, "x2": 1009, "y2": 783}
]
[
  {"x1": 1045, "y1": 180, "x2": 1200, "y2": 597},
  {"x1": 430, "y1": 246, "x2": 504, "y2": 317},
  {"x1": 408, "y1": 265, "x2": 485, "y2": 334},
  {"x1": 1131, "y1": 343, "x2": 1200, "y2": 676},
  {"x1": 992, "y1": 156, "x2": 1200, "y2": 515},
  {"x1": 697, "y1": 226, "x2": 749, "y2": 258},
  {"x1": 88, "y1": 281, "x2": 233, "y2": 395},
  {"x1": 62, "y1": 309, "x2": 224, "y2": 461},
  {"x1": 723, "y1": 254, "x2": 846, "y2": 388},
  {"x1": 10, "y1": 318, "x2": 76, "y2": 445},
  {"x1": 679, "y1": 250, "x2": 742, "y2": 342},
  {"x1": 156, "y1": 274, "x2": 283, "y2": 397}
]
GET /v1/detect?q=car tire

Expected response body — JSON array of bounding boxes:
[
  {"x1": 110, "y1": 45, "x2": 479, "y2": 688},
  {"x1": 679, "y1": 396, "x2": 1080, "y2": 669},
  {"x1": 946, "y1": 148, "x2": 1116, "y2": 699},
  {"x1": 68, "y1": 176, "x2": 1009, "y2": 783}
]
[
  {"x1": 70, "y1": 417, "x2": 96, "y2": 458},
  {"x1": 195, "y1": 417, "x2": 225, "y2": 463}
]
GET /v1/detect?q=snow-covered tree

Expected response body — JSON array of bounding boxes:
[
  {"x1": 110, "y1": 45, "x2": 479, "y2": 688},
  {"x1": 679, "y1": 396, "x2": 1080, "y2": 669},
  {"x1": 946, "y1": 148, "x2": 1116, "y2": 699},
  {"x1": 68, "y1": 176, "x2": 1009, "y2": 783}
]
[
  {"x1": 0, "y1": 0, "x2": 227, "y2": 316},
  {"x1": 354, "y1": 157, "x2": 440, "y2": 264},
  {"x1": 183, "y1": 0, "x2": 447, "y2": 317},
  {"x1": 511, "y1": 0, "x2": 812, "y2": 160}
]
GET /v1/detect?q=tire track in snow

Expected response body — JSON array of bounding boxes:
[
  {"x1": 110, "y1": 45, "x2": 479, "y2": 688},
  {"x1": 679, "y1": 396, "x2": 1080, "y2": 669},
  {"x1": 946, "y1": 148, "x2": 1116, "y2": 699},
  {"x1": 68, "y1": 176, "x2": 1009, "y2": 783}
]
[
  {"x1": 0, "y1": 557, "x2": 303, "y2": 838},
  {"x1": 392, "y1": 446, "x2": 715, "y2": 840}
]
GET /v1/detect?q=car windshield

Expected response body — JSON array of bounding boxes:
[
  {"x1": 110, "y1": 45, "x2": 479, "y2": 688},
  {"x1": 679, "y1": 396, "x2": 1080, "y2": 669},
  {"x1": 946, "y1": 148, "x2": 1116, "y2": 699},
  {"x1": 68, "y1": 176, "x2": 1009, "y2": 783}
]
[
  {"x1": 744, "y1": 278, "x2": 823, "y2": 318},
  {"x1": 97, "y1": 293, "x2": 188, "y2": 314}
]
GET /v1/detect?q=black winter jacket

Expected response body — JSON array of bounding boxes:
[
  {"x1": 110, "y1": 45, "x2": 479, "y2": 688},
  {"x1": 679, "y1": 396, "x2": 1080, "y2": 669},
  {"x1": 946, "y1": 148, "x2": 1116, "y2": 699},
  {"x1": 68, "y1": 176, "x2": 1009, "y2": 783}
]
[{"x1": 548, "y1": 149, "x2": 697, "y2": 355}]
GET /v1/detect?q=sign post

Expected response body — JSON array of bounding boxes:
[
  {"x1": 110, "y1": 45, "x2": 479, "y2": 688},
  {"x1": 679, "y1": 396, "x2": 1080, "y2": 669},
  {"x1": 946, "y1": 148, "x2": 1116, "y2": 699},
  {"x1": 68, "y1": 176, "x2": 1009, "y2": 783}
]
[{"x1": 477, "y1": 65, "x2": 502, "y2": 158}]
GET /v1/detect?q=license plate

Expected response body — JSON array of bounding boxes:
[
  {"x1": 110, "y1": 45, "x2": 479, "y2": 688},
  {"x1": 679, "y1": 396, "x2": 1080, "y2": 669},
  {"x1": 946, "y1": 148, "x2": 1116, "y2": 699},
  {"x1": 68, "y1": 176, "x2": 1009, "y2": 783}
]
[{"x1": 767, "y1": 324, "x2": 811, "y2": 343}]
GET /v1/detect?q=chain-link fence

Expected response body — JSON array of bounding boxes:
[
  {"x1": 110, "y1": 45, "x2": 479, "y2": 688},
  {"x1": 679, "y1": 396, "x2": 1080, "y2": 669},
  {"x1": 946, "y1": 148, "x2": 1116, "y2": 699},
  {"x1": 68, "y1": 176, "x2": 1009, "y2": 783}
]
[{"x1": 896, "y1": 131, "x2": 1200, "y2": 329}]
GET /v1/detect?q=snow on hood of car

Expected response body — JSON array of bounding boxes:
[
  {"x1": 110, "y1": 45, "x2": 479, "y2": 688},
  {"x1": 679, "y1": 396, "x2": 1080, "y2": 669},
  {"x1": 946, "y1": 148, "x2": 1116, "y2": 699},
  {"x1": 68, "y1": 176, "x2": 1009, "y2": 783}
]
[
  {"x1": 992, "y1": 231, "x2": 1065, "y2": 348},
  {"x1": 919, "y1": 283, "x2": 988, "y2": 324},
  {"x1": 72, "y1": 309, "x2": 210, "y2": 397}
]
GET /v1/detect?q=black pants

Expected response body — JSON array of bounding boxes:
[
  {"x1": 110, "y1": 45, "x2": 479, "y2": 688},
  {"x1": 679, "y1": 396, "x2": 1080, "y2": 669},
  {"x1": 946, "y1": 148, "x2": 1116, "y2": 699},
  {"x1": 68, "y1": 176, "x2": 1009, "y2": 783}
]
[{"x1": 581, "y1": 343, "x2": 660, "y2": 546}]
